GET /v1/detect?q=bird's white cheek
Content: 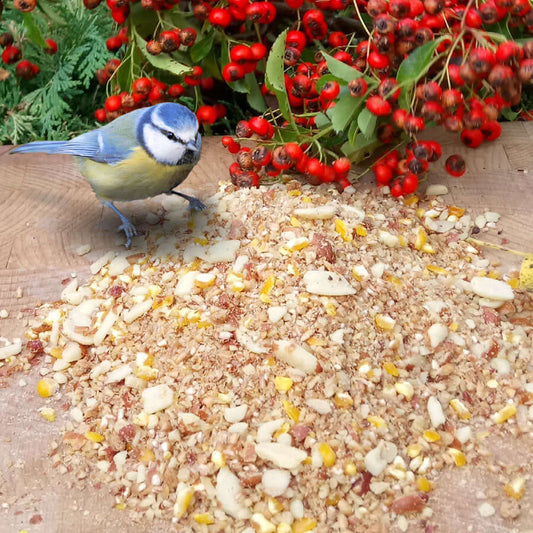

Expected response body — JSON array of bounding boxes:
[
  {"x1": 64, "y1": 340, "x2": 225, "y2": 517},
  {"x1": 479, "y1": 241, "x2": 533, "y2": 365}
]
[{"x1": 143, "y1": 124, "x2": 185, "y2": 165}]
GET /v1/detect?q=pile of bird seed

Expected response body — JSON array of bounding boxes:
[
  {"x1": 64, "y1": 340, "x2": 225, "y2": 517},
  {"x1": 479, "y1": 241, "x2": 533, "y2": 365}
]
[{"x1": 11, "y1": 181, "x2": 533, "y2": 532}]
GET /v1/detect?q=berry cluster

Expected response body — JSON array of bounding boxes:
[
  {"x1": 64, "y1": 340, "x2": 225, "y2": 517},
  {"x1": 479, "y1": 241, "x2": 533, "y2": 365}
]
[{"x1": 0, "y1": 29, "x2": 57, "y2": 80}]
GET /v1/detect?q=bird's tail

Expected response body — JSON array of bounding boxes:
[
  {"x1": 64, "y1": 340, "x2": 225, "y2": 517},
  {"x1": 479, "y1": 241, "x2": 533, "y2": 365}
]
[{"x1": 10, "y1": 141, "x2": 70, "y2": 155}]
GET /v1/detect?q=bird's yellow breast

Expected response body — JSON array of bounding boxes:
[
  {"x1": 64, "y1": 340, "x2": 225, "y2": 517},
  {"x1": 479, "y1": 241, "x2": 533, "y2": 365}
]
[{"x1": 76, "y1": 147, "x2": 195, "y2": 202}]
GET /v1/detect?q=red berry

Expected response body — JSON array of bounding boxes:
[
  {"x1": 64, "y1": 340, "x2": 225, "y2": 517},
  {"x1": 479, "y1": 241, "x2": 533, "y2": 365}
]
[
  {"x1": 460, "y1": 128, "x2": 483, "y2": 148},
  {"x1": 248, "y1": 116, "x2": 270, "y2": 137},
  {"x1": 374, "y1": 164, "x2": 393, "y2": 185},
  {"x1": 333, "y1": 157, "x2": 351, "y2": 175},
  {"x1": 445, "y1": 154, "x2": 466, "y2": 177},
  {"x1": 168, "y1": 83, "x2": 185, "y2": 98},
  {"x1": 105, "y1": 95, "x2": 122, "y2": 112},
  {"x1": 222, "y1": 62, "x2": 245, "y2": 82},
  {"x1": 208, "y1": 7, "x2": 232, "y2": 27},
  {"x1": 348, "y1": 78, "x2": 368, "y2": 97},
  {"x1": 196, "y1": 105, "x2": 217, "y2": 125},
  {"x1": 106, "y1": 35, "x2": 123, "y2": 52},
  {"x1": 426, "y1": 140, "x2": 442, "y2": 161},
  {"x1": 480, "y1": 121, "x2": 502, "y2": 141},
  {"x1": 402, "y1": 173, "x2": 419, "y2": 194},
  {"x1": 2, "y1": 45, "x2": 21, "y2": 64},
  {"x1": 328, "y1": 31, "x2": 348, "y2": 48},
  {"x1": 366, "y1": 95, "x2": 391, "y2": 116},
  {"x1": 94, "y1": 108, "x2": 107, "y2": 122},
  {"x1": 284, "y1": 142, "x2": 303, "y2": 160},
  {"x1": 306, "y1": 158, "x2": 324, "y2": 178},
  {"x1": 250, "y1": 42, "x2": 267, "y2": 61},
  {"x1": 368, "y1": 51, "x2": 390, "y2": 69},
  {"x1": 44, "y1": 38, "x2": 58, "y2": 54},
  {"x1": 390, "y1": 180, "x2": 403, "y2": 197},
  {"x1": 230, "y1": 44, "x2": 253, "y2": 64},
  {"x1": 320, "y1": 80, "x2": 340, "y2": 101},
  {"x1": 132, "y1": 77, "x2": 152, "y2": 95}
]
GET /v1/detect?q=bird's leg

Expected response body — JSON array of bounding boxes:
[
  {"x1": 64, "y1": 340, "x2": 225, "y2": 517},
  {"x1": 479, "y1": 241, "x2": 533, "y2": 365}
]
[
  {"x1": 98, "y1": 198, "x2": 137, "y2": 248},
  {"x1": 169, "y1": 190, "x2": 206, "y2": 211}
]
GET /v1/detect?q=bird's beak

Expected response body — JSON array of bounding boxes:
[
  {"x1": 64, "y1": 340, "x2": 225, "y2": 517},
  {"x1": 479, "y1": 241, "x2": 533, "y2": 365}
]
[{"x1": 187, "y1": 141, "x2": 198, "y2": 152}]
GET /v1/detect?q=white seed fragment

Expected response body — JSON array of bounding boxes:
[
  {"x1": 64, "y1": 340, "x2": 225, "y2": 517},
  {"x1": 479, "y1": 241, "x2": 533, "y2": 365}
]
[
  {"x1": 474, "y1": 214, "x2": 487, "y2": 229},
  {"x1": 123, "y1": 299, "x2": 153, "y2": 324},
  {"x1": 427, "y1": 396, "x2": 446, "y2": 428},
  {"x1": 183, "y1": 240, "x2": 241, "y2": 264},
  {"x1": 272, "y1": 340, "x2": 318, "y2": 374},
  {"x1": 255, "y1": 442, "x2": 307, "y2": 469},
  {"x1": 428, "y1": 323, "x2": 448, "y2": 348},
  {"x1": 261, "y1": 469, "x2": 291, "y2": 497},
  {"x1": 224, "y1": 404, "x2": 248, "y2": 423},
  {"x1": 364, "y1": 441, "x2": 398, "y2": 476},
  {"x1": 142, "y1": 384, "x2": 174, "y2": 414},
  {"x1": 303, "y1": 270, "x2": 356, "y2": 296},
  {"x1": 293, "y1": 205, "x2": 336, "y2": 219},
  {"x1": 105, "y1": 364, "x2": 132, "y2": 384},
  {"x1": 306, "y1": 398, "x2": 333, "y2": 415},
  {"x1": 478, "y1": 502, "x2": 495, "y2": 517},
  {"x1": 216, "y1": 467, "x2": 251, "y2": 519},
  {"x1": 425, "y1": 184, "x2": 449, "y2": 196},
  {"x1": 257, "y1": 419, "x2": 285, "y2": 443},
  {"x1": 378, "y1": 230, "x2": 400, "y2": 248},
  {"x1": 267, "y1": 306, "x2": 287, "y2": 324},
  {"x1": 108, "y1": 255, "x2": 130, "y2": 277},
  {"x1": 0, "y1": 339, "x2": 22, "y2": 360},
  {"x1": 484, "y1": 211, "x2": 500, "y2": 223},
  {"x1": 471, "y1": 277, "x2": 514, "y2": 301}
]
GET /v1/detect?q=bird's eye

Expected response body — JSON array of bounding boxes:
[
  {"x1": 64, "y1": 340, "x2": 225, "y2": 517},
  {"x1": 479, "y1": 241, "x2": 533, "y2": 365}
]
[{"x1": 166, "y1": 131, "x2": 177, "y2": 141}]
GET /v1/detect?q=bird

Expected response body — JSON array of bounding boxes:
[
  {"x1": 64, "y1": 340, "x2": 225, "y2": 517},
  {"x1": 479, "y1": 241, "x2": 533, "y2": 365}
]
[{"x1": 10, "y1": 102, "x2": 203, "y2": 247}]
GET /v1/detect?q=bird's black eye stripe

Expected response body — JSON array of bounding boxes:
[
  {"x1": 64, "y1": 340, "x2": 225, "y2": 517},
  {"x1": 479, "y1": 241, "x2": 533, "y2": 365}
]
[{"x1": 161, "y1": 129, "x2": 183, "y2": 143}]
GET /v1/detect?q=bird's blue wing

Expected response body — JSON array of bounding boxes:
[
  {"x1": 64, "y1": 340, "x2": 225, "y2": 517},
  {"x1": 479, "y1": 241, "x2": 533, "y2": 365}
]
[{"x1": 11, "y1": 107, "x2": 147, "y2": 165}]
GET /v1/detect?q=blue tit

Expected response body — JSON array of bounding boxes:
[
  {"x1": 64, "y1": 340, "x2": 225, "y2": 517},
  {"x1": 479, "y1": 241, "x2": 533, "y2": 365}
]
[{"x1": 10, "y1": 102, "x2": 203, "y2": 247}]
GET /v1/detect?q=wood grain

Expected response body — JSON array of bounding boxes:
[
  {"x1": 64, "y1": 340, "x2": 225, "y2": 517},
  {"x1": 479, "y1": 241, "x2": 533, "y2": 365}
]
[{"x1": 1, "y1": 125, "x2": 533, "y2": 532}]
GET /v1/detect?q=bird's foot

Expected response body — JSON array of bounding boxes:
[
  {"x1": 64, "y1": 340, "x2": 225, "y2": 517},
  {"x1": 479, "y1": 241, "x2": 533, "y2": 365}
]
[
  {"x1": 169, "y1": 190, "x2": 206, "y2": 211},
  {"x1": 118, "y1": 219, "x2": 138, "y2": 249}
]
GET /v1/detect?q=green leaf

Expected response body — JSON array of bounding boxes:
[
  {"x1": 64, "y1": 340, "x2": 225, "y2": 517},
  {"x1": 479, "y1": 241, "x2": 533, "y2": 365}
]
[
  {"x1": 134, "y1": 30, "x2": 192, "y2": 78},
  {"x1": 315, "y1": 74, "x2": 345, "y2": 91},
  {"x1": 348, "y1": 118, "x2": 358, "y2": 145},
  {"x1": 357, "y1": 107, "x2": 377, "y2": 138},
  {"x1": 396, "y1": 37, "x2": 445, "y2": 85},
  {"x1": 502, "y1": 107, "x2": 519, "y2": 121},
  {"x1": 341, "y1": 132, "x2": 380, "y2": 162},
  {"x1": 190, "y1": 31, "x2": 215, "y2": 64},
  {"x1": 323, "y1": 53, "x2": 366, "y2": 83},
  {"x1": 328, "y1": 93, "x2": 364, "y2": 133},
  {"x1": 265, "y1": 30, "x2": 293, "y2": 123},
  {"x1": 22, "y1": 13, "x2": 47, "y2": 47},
  {"x1": 314, "y1": 112, "x2": 331, "y2": 129},
  {"x1": 36, "y1": 0, "x2": 66, "y2": 25},
  {"x1": 266, "y1": 29, "x2": 288, "y2": 92},
  {"x1": 245, "y1": 72, "x2": 266, "y2": 112}
]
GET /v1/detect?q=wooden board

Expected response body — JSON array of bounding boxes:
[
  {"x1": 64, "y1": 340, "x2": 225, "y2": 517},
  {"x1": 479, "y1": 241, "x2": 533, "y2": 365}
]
[{"x1": 1, "y1": 126, "x2": 533, "y2": 532}]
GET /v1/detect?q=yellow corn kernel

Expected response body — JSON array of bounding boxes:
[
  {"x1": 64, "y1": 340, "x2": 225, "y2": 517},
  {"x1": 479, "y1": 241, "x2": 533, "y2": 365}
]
[
  {"x1": 487, "y1": 270, "x2": 501, "y2": 280},
  {"x1": 174, "y1": 484, "x2": 194, "y2": 519},
  {"x1": 134, "y1": 411, "x2": 149, "y2": 426},
  {"x1": 252, "y1": 514, "x2": 276, "y2": 533},
  {"x1": 135, "y1": 365, "x2": 158, "y2": 381},
  {"x1": 383, "y1": 362, "x2": 399, "y2": 377},
  {"x1": 386, "y1": 274, "x2": 402, "y2": 286},
  {"x1": 407, "y1": 444, "x2": 421, "y2": 458},
  {"x1": 274, "y1": 376, "x2": 293, "y2": 392},
  {"x1": 290, "y1": 216, "x2": 301, "y2": 227},
  {"x1": 416, "y1": 208, "x2": 426, "y2": 218},
  {"x1": 447, "y1": 206, "x2": 465, "y2": 218},
  {"x1": 277, "y1": 523, "x2": 292, "y2": 533},
  {"x1": 283, "y1": 400, "x2": 300, "y2": 423},
  {"x1": 427, "y1": 264, "x2": 449, "y2": 275},
  {"x1": 268, "y1": 497, "x2": 284, "y2": 514},
  {"x1": 194, "y1": 237, "x2": 209, "y2": 245},
  {"x1": 196, "y1": 320, "x2": 212, "y2": 329},
  {"x1": 415, "y1": 226, "x2": 428, "y2": 250},
  {"x1": 449, "y1": 399, "x2": 471, "y2": 420},
  {"x1": 398, "y1": 235, "x2": 407, "y2": 247},
  {"x1": 273, "y1": 422, "x2": 290, "y2": 440},
  {"x1": 306, "y1": 336, "x2": 326, "y2": 346},
  {"x1": 325, "y1": 302, "x2": 337, "y2": 316},
  {"x1": 287, "y1": 262, "x2": 300, "y2": 276},
  {"x1": 335, "y1": 219, "x2": 352, "y2": 242},
  {"x1": 326, "y1": 492, "x2": 341, "y2": 506},
  {"x1": 449, "y1": 322, "x2": 458, "y2": 332},
  {"x1": 508, "y1": 278, "x2": 519, "y2": 289},
  {"x1": 417, "y1": 477, "x2": 433, "y2": 493},
  {"x1": 227, "y1": 271, "x2": 245, "y2": 292},
  {"x1": 303, "y1": 456, "x2": 312, "y2": 465},
  {"x1": 194, "y1": 272, "x2": 216, "y2": 289},
  {"x1": 505, "y1": 477, "x2": 526, "y2": 500},
  {"x1": 355, "y1": 224, "x2": 367, "y2": 237},
  {"x1": 334, "y1": 392, "x2": 353, "y2": 408},
  {"x1": 50, "y1": 347, "x2": 63, "y2": 359},
  {"x1": 421, "y1": 243, "x2": 435, "y2": 254},
  {"x1": 318, "y1": 443, "x2": 336, "y2": 467},
  {"x1": 448, "y1": 447, "x2": 466, "y2": 467},
  {"x1": 375, "y1": 314, "x2": 396, "y2": 331},
  {"x1": 282, "y1": 238, "x2": 310, "y2": 254},
  {"x1": 404, "y1": 195, "x2": 419, "y2": 206},
  {"x1": 260, "y1": 274, "x2": 275, "y2": 304},
  {"x1": 148, "y1": 284, "x2": 162, "y2": 297},
  {"x1": 211, "y1": 450, "x2": 226, "y2": 468},
  {"x1": 367, "y1": 415, "x2": 387, "y2": 429},
  {"x1": 140, "y1": 448, "x2": 155, "y2": 463},
  {"x1": 423, "y1": 430, "x2": 441, "y2": 443},
  {"x1": 39, "y1": 407, "x2": 56, "y2": 422},
  {"x1": 344, "y1": 461, "x2": 357, "y2": 476},
  {"x1": 85, "y1": 431, "x2": 105, "y2": 443},
  {"x1": 115, "y1": 503, "x2": 125, "y2": 511},
  {"x1": 288, "y1": 189, "x2": 301, "y2": 197},
  {"x1": 395, "y1": 381, "x2": 414, "y2": 401},
  {"x1": 193, "y1": 513, "x2": 214, "y2": 525},
  {"x1": 250, "y1": 238, "x2": 260, "y2": 249},
  {"x1": 492, "y1": 403, "x2": 517, "y2": 424},
  {"x1": 37, "y1": 378, "x2": 58, "y2": 398},
  {"x1": 301, "y1": 196, "x2": 312, "y2": 203},
  {"x1": 292, "y1": 518, "x2": 317, "y2": 533}
]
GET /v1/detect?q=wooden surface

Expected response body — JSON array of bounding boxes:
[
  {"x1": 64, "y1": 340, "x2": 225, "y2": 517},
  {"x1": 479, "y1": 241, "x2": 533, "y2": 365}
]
[{"x1": 1, "y1": 125, "x2": 533, "y2": 532}]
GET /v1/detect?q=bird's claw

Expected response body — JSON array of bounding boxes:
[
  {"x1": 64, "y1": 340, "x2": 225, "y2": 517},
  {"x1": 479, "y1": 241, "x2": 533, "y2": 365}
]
[
  {"x1": 169, "y1": 190, "x2": 206, "y2": 211},
  {"x1": 118, "y1": 220, "x2": 137, "y2": 248}
]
